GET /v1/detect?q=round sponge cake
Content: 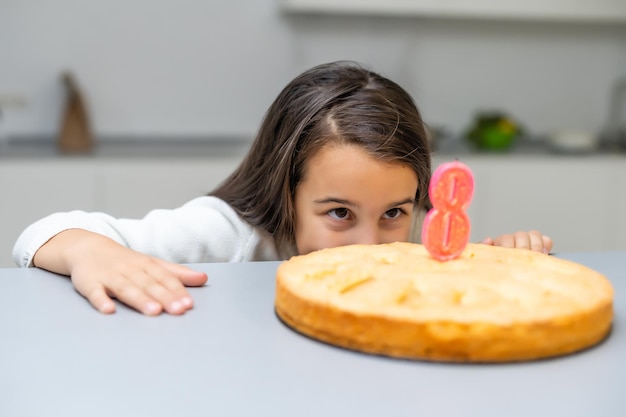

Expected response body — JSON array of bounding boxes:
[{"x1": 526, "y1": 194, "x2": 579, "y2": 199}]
[{"x1": 275, "y1": 242, "x2": 613, "y2": 363}]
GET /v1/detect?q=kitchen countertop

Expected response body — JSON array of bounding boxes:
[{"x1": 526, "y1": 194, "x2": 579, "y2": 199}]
[
  {"x1": 0, "y1": 137, "x2": 254, "y2": 159},
  {"x1": 1, "y1": 136, "x2": 625, "y2": 160},
  {"x1": 432, "y1": 134, "x2": 626, "y2": 157},
  {"x1": 0, "y1": 251, "x2": 624, "y2": 417}
]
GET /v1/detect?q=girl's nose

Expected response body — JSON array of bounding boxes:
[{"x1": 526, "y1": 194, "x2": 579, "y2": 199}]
[{"x1": 352, "y1": 225, "x2": 381, "y2": 245}]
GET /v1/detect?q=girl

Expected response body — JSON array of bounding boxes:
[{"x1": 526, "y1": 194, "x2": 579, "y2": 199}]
[{"x1": 13, "y1": 61, "x2": 552, "y2": 316}]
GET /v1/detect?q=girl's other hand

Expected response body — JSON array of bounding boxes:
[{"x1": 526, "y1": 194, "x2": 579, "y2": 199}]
[
  {"x1": 480, "y1": 230, "x2": 553, "y2": 254},
  {"x1": 34, "y1": 229, "x2": 208, "y2": 315}
]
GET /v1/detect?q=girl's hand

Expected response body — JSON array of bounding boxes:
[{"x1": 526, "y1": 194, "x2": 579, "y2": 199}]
[
  {"x1": 480, "y1": 230, "x2": 553, "y2": 254},
  {"x1": 33, "y1": 229, "x2": 208, "y2": 315}
]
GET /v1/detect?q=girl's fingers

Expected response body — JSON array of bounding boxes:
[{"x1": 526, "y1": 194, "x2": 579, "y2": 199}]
[
  {"x1": 542, "y1": 235, "x2": 554, "y2": 254},
  {"x1": 159, "y1": 260, "x2": 208, "y2": 287},
  {"x1": 105, "y1": 278, "x2": 163, "y2": 316},
  {"x1": 140, "y1": 262, "x2": 192, "y2": 314},
  {"x1": 494, "y1": 234, "x2": 515, "y2": 248},
  {"x1": 490, "y1": 231, "x2": 552, "y2": 254},
  {"x1": 527, "y1": 230, "x2": 546, "y2": 253},
  {"x1": 512, "y1": 231, "x2": 531, "y2": 250},
  {"x1": 68, "y1": 240, "x2": 205, "y2": 315},
  {"x1": 150, "y1": 260, "x2": 207, "y2": 310},
  {"x1": 75, "y1": 281, "x2": 118, "y2": 314},
  {"x1": 87, "y1": 259, "x2": 201, "y2": 315}
]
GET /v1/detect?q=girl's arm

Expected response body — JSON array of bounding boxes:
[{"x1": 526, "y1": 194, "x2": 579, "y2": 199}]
[
  {"x1": 13, "y1": 196, "x2": 278, "y2": 315},
  {"x1": 33, "y1": 229, "x2": 206, "y2": 315}
]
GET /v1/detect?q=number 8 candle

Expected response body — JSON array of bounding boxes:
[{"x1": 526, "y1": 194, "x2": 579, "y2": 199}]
[{"x1": 421, "y1": 161, "x2": 474, "y2": 261}]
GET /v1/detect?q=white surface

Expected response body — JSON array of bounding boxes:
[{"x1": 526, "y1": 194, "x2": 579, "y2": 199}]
[
  {"x1": 0, "y1": 252, "x2": 625, "y2": 417},
  {"x1": 0, "y1": 1, "x2": 625, "y2": 139},
  {"x1": 2, "y1": 154, "x2": 625, "y2": 267}
]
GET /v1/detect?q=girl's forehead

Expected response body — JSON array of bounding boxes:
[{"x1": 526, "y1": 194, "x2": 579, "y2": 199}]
[
  {"x1": 300, "y1": 143, "x2": 418, "y2": 195},
  {"x1": 306, "y1": 142, "x2": 411, "y2": 172}
]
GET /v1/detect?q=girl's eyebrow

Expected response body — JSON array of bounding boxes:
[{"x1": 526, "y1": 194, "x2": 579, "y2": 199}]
[
  {"x1": 314, "y1": 197, "x2": 356, "y2": 207},
  {"x1": 385, "y1": 198, "x2": 416, "y2": 209},
  {"x1": 314, "y1": 197, "x2": 416, "y2": 208}
]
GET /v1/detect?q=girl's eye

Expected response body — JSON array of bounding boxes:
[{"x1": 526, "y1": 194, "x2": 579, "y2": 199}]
[
  {"x1": 383, "y1": 208, "x2": 403, "y2": 219},
  {"x1": 328, "y1": 208, "x2": 350, "y2": 220}
]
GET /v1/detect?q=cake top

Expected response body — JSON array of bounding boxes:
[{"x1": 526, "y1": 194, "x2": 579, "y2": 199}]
[{"x1": 277, "y1": 242, "x2": 614, "y2": 325}]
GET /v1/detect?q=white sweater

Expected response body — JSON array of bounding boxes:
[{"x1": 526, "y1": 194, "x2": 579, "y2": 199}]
[
  {"x1": 12, "y1": 196, "x2": 285, "y2": 268},
  {"x1": 13, "y1": 196, "x2": 425, "y2": 268}
]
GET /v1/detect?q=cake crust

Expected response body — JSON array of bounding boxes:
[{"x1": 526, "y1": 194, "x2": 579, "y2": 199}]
[{"x1": 274, "y1": 242, "x2": 614, "y2": 363}]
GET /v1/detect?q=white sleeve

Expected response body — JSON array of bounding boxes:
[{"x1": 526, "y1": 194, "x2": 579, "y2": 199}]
[{"x1": 12, "y1": 196, "x2": 279, "y2": 267}]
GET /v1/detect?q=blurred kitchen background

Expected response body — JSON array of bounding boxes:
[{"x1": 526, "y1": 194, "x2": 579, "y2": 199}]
[{"x1": 1, "y1": 0, "x2": 626, "y2": 266}]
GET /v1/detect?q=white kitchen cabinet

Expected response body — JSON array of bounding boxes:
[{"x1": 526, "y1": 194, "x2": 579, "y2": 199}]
[
  {"x1": 606, "y1": 160, "x2": 626, "y2": 251},
  {"x1": 280, "y1": 0, "x2": 626, "y2": 23},
  {"x1": 97, "y1": 158, "x2": 244, "y2": 218},
  {"x1": 432, "y1": 155, "x2": 618, "y2": 253},
  {"x1": 0, "y1": 156, "x2": 244, "y2": 268},
  {"x1": 0, "y1": 160, "x2": 99, "y2": 267},
  {"x1": 1, "y1": 153, "x2": 625, "y2": 267}
]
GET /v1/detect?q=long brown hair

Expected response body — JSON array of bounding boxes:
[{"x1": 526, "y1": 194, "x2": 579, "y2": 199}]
[{"x1": 211, "y1": 61, "x2": 431, "y2": 252}]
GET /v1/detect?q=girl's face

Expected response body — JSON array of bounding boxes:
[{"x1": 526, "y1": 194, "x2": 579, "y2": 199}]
[{"x1": 294, "y1": 143, "x2": 418, "y2": 255}]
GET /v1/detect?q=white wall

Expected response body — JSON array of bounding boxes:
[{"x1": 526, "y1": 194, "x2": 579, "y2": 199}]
[
  {"x1": 0, "y1": 0, "x2": 294, "y2": 138},
  {"x1": 1, "y1": 0, "x2": 626, "y2": 140}
]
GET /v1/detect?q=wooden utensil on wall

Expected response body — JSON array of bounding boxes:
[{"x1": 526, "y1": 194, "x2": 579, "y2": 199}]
[{"x1": 58, "y1": 71, "x2": 93, "y2": 153}]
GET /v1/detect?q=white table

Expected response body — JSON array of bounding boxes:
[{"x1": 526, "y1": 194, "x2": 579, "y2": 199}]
[{"x1": 1, "y1": 251, "x2": 624, "y2": 417}]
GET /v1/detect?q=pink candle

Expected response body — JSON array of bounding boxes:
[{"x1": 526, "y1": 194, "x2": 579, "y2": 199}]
[{"x1": 421, "y1": 161, "x2": 474, "y2": 261}]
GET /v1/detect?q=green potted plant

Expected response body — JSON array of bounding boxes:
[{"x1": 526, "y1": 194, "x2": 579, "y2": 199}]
[{"x1": 465, "y1": 112, "x2": 522, "y2": 151}]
